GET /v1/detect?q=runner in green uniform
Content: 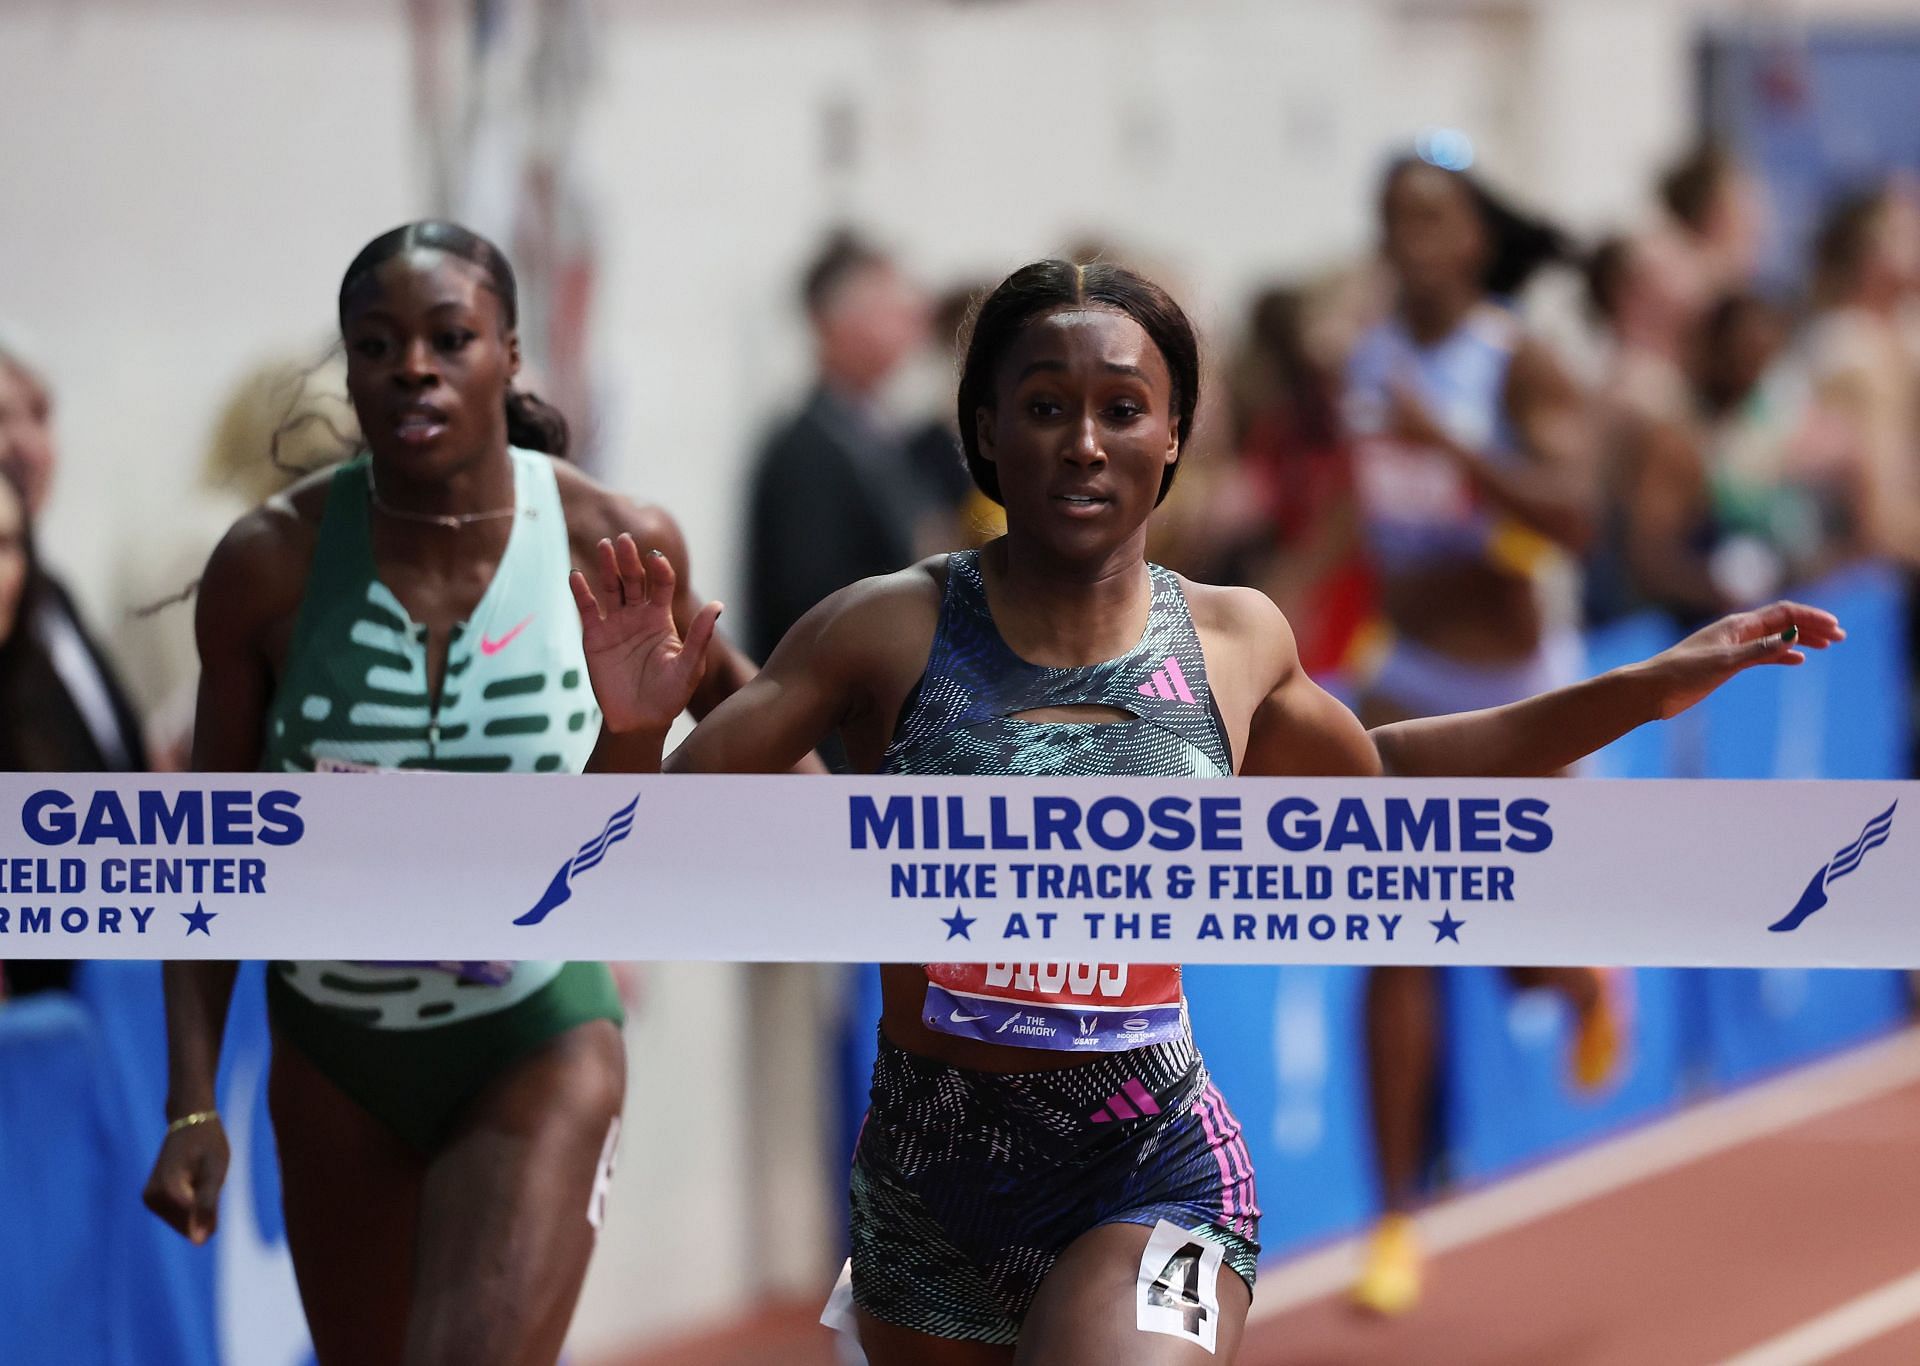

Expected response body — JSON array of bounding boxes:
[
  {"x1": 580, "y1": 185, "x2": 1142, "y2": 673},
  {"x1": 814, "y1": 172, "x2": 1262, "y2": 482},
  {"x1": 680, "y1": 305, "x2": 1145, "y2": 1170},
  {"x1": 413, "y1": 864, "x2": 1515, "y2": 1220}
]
[{"x1": 143, "y1": 221, "x2": 761, "y2": 1366}]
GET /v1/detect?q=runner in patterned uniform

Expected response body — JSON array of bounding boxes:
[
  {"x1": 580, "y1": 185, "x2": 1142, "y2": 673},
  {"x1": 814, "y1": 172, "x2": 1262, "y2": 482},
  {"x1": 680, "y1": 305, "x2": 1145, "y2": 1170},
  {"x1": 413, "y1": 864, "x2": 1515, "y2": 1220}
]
[
  {"x1": 571, "y1": 259, "x2": 1838, "y2": 1365},
  {"x1": 143, "y1": 221, "x2": 767, "y2": 1366}
]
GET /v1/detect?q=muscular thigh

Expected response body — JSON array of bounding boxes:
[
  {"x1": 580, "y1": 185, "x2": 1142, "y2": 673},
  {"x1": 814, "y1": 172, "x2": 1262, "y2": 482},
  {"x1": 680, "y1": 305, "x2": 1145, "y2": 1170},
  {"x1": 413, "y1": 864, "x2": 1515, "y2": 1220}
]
[
  {"x1": 268, "y1": 1031, "x2": 424, "y2": 1366},
  {"x1": 1016, "y1": 1222, "x2": 1251, "y2": 1366},
  {"x1": 855, "y1": 1309, "x2": 1015, "y2": 1366},
  {"x1": 407, "y1": 1019, "x2": 627, "y2": 1366}
]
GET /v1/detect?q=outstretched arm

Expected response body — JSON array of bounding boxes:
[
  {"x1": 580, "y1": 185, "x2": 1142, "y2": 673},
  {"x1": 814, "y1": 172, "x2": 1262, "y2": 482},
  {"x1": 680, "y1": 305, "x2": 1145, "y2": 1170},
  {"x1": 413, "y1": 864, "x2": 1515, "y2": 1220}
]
[
  {"x1": 1371, "y1": 602, "x2": 1841, "y2": 778},
  {"x1": 1238, "y1": 597, "x2": 1841, "y2": 780}
]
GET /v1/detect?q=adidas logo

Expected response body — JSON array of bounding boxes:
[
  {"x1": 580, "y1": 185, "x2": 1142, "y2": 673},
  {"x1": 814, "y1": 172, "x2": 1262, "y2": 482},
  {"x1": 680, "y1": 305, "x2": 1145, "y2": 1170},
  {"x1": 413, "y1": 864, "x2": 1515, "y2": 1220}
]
[
  {"x1": 1137, "y1": 655, "x2": 1196, "y2": 705},
  {"x1": 1089, "y1": 1079, "x2": 1163, "y2": 1124}
]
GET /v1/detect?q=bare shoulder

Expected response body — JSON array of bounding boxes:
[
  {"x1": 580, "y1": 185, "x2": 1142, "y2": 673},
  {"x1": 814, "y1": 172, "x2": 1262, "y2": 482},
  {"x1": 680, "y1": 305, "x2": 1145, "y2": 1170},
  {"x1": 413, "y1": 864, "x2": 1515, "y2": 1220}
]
[
  {"x1": 814, "y1": 555, "x2": 945, "y2": 644},
  {"x1": 550, "y1": 458, "x2": 688, "y2": 560},
  {"x1": 773, "y1": 555, "x2": 946, "y2": 680},
  {"x1": 1179, "y1": 577, "x2": 1291, "y2": 648},
  {"x1": 1176, "y1": 576, "x2": 1299, "y2": 697},
  {"x1": 197, "y1": 472, "x2": 330, "y2": 642}
]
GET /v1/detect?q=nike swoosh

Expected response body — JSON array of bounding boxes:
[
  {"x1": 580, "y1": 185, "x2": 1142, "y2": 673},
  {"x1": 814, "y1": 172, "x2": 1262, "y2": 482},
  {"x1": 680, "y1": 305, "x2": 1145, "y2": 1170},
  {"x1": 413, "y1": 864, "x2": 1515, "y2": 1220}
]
[
  {"x1": 481, "y1": 614, "x2": 535, "y2": 656},
  {"x1": 950, "y1": 1009, "x2": 989, "y2": 1024}
]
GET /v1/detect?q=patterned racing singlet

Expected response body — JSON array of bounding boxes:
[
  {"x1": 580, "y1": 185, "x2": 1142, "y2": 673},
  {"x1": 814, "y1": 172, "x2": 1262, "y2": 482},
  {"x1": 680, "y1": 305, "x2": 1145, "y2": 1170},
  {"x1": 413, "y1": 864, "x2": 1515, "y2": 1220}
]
[
  {"x1": 259, "y1": 448, "x2": 601, "y2": 1027},
  {"x1": 882, "y1": 550, "x2": 1232, "y2": 1053}
]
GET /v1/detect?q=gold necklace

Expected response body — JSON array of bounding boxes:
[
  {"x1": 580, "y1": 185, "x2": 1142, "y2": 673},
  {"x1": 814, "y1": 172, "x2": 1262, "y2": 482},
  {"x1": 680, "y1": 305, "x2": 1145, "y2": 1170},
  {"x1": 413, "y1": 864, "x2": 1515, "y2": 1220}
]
[{"x1": 366, "y1": 467, "x2": 516, "y2": 530}]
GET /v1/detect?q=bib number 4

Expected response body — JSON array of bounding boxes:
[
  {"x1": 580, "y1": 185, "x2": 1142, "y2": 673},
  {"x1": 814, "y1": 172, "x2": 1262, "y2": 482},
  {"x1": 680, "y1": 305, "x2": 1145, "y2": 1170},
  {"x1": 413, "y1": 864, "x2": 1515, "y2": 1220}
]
[{"x1": 1136, "y1": 1219, "x2": 1224, "y2": 1353}]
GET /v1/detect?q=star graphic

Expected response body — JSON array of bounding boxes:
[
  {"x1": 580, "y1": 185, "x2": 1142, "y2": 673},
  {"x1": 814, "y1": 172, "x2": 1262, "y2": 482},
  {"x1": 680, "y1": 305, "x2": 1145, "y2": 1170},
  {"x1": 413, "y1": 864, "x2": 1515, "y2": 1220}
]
[
  {"x1": 1430, "y1": 909, "x2": 1465, "y2": 944},
  {"x1": 941, "y1": 907, "x2": 976, "y2": 941},
  {"x1": 182, "y1": 902, "x2": 217, "y2": 937}
]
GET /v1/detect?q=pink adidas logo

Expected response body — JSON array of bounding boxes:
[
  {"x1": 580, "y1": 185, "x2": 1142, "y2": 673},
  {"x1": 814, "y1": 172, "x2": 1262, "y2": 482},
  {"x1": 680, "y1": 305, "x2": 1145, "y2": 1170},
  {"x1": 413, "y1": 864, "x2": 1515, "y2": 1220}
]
[
  {"x1": 1089, "y1": 1078, "x2": 1163, "y2": 1124},
  {"x1": 1137, "y1": 655, "x2": 1195, "y2": 705}
]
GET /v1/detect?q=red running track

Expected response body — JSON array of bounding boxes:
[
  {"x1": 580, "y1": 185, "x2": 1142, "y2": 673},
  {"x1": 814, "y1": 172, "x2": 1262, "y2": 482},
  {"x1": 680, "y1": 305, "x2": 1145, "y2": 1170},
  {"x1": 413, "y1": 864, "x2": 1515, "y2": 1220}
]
[{"x1": 597, "y1": 1029, "x2": 1920, "y2": 1366}]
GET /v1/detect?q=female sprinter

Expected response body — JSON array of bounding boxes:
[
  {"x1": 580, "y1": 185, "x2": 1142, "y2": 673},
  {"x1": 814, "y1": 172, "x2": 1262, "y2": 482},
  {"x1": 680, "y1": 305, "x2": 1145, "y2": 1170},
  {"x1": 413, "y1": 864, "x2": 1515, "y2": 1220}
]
[
  {"x1": 144, "y1": 220, "x2": 767, "y2": 1366},
  {"x1": 574, "y1": 259, "x2": 1836, "y2": 1365},
  {"x1": 1344, "y1": 155, "x2": 1627, "y2": 1313}
]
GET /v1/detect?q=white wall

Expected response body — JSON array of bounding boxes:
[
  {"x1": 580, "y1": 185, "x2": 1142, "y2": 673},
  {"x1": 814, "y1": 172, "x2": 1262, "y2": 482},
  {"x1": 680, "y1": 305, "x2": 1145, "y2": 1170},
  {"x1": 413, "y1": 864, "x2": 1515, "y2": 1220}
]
[{"x1": 4, "y1": 0, "x2": 1915, "y2": 1356}]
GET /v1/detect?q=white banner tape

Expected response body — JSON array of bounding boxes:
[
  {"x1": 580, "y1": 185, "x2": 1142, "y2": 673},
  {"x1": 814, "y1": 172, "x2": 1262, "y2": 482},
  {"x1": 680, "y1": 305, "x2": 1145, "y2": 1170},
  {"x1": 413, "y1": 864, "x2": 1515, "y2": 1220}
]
[{"x1": 0, "y1": 775, "x2": 1909, "y2": 967}]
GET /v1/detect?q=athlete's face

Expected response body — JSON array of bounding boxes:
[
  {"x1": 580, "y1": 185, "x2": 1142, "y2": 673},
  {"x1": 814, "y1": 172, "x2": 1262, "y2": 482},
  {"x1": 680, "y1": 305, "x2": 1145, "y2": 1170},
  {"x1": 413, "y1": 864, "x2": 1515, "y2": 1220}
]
[
  {"x1": 0, "y1": 477, "x2": 27, "y2": 646},
  {"x1": 1383, "y1": 164, "x2": 1488, "y2": 300},
  {"x1": 976, "y1": 305, "x2": 1179, "y2": 560},
  {"x1": 342, "y1": 250, "x2": 518, "y2": 477}
]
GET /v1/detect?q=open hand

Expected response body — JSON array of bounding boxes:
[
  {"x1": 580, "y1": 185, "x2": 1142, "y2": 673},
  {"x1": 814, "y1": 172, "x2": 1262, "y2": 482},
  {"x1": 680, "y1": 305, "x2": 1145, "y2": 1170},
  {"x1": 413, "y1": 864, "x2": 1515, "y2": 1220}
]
[
  {"x1": 1638, "y1": 599, "x2": 1844, "y2": 721},
  {"x1": 570, "y1": 534, "x2": 722, "y2": 736}
]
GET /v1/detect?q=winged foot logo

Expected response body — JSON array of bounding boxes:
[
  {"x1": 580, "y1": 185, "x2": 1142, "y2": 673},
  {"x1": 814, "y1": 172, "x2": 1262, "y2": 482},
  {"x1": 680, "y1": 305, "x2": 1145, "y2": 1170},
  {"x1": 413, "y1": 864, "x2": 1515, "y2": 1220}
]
[
  {"x1": 515, "y1": 796, "x2": 639, "y2": 926},
  {"x1": 1769, "y1": 801, "x2": 1897, "y2": 933}
]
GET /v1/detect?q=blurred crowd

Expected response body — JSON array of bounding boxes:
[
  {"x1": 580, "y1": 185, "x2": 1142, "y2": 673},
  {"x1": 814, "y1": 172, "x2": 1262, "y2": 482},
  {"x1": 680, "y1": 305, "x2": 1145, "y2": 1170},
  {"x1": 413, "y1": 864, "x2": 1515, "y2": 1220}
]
[{"x1": 743, "y1": 141, "x2": 1920, "y2": 755}]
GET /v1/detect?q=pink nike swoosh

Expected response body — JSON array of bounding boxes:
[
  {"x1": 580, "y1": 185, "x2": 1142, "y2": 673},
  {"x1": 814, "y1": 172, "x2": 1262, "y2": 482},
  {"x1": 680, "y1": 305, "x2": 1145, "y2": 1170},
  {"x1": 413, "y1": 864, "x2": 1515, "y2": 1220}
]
[{"x1": 480, "y1": 614, "x2": 535, "y2": 656}]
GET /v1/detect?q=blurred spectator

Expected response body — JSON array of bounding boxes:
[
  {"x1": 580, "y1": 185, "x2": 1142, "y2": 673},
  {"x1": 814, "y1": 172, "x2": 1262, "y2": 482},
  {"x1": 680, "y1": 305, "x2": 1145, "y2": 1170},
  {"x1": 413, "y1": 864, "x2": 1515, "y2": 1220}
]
[
  {"x1": 1643, "y1": 140, "x2": 1765, "y2": 312},
  {"x1": 899, "y1": 282, "x2": 995, "y2": 550},
  {"x1": 0, "y1": 342, "x2": 148, "y2": 775},
  {"x1": 0, "y1": 464, "x2": 111, "y2": 997},
  {"x1": 1225, "y1": 281, "x2": 1376, "y2": 678},
  {"x1": 116, "y1": 344, "x2": 356, "y2": 768},
  {"x1": 744, "y1": 229, "x2": 933, "y2": 671},
  {"x1": 1692, "y1": 291, "x2": 1834, "y2": 599},
  {"x1": 1794, "y1": 186, "x2": 1920, "y2": 569},
  {"x1": 1584, "y1": 234, "x2": 1724, "y2": 623}
]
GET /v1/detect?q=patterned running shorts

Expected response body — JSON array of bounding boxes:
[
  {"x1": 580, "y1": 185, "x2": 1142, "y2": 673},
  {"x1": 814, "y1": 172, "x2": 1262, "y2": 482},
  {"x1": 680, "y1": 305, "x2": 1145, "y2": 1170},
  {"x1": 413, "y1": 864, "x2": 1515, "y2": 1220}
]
[{"x1": 849, "y1": 1029, "x2": 1260, "y2": 1345}]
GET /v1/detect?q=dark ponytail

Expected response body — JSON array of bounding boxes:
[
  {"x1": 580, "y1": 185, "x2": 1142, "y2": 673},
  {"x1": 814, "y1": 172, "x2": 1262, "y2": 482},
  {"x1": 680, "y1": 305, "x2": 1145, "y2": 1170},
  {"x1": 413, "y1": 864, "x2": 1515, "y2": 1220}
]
[
  {"x1": 339, "y1": 219, "x2": 571, "y2": 459},
  {"x1": 505, "y1": 389, "x2": 569, "y2": 457},
  {"x1": 1383, "y1": 156, "x2": 1575, "y2": 299}
]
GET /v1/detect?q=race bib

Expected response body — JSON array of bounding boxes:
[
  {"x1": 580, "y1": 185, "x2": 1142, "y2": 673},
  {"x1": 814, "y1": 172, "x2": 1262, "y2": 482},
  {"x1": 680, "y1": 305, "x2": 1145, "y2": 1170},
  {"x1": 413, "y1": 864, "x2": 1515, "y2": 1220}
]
[
  {"x1": 348, "y1": 960, "x2": 518, "y2": 986},
  {"x1": 313, "y1": 756, "x2": 384, "y2": 774},
  {"x1": 1354, "y1": 437, "x2": 1476, "y2": 528},
  {"x1": 922, "y1": 962, "x2": 1185, "y2": 1052}
]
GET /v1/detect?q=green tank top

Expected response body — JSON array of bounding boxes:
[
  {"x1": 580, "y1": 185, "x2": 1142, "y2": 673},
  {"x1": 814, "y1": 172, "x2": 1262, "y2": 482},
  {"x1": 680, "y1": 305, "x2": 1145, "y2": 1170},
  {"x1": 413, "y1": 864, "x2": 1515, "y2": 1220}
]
[
  {"x1": 261, "y1": 448, "x2": 599, "y2": 774},
  {"x1": 263, "y1": 448, "x2": 600, "y2": 1027}
]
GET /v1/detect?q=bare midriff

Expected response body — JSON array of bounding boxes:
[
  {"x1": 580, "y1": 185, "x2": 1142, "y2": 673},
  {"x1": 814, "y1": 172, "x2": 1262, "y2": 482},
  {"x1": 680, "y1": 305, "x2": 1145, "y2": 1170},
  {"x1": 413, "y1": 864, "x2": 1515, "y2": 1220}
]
[{"x1": 1381, "y1": 558, "x2": 1542, "y2": 664}]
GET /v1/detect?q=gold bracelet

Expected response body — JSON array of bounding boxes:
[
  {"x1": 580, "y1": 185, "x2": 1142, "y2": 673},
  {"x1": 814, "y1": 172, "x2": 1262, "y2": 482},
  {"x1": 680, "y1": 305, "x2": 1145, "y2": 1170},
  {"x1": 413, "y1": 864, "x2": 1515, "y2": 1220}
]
[{"x1": 165, "y1": 1109, "x2": 220, "y2": 1136}]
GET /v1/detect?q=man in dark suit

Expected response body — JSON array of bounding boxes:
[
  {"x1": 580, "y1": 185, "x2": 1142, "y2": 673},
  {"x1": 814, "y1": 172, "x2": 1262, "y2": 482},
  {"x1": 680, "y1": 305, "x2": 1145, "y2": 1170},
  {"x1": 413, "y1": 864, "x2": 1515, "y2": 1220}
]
[{"x1": 745, "y1": 232, "x2": 934, "y2": 671}]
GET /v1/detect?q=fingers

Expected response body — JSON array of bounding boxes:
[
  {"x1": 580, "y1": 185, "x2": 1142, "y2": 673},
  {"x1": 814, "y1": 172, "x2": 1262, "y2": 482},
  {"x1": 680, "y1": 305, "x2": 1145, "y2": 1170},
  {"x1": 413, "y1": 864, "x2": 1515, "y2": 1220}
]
[
  {"x1": 593, "y1": 536, "x2": 624, "y2": 604},
  {"x1": 189, "y1": 1157, "x2": 221, "y2": 1244},
  {"x1": 143, "y1": 1163, "x2": 204, "y2": 1240},
  {"x1": 682, "y1": 599, "x2": 723, "y2": 663},
  {"x1": 141, "y1": 1173, "x2": 186, "y2": 1234},
  {"x1": 587, "y1": 535, "x2": 684, "y2": 615},
  {"x1": 569, "y1": 570, "x2": 603, "y2": 625},
  {"x1": 1742, "y1": 600, "x2": 1845, "y2": 647},
  {"x1": 613, "y1": 534, "x2": 651, "y2": 607},
  {"x1": 1735, "y1": 627, "x2": 1804, "y2": 669},
  {"x1": 642, "y1": 546, "x2": 678, "y2": 608}
]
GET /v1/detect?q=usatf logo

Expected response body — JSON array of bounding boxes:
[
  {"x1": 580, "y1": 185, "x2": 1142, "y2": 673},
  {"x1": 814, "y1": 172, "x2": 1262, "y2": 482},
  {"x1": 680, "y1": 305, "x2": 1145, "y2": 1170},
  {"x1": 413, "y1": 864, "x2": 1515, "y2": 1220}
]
[
  {"x1": 514, "y1": 796, "x2": 638, "y2": 927},
  {"x1": 1769, "y1": 801, "x2": 1897, "y2": 933}
]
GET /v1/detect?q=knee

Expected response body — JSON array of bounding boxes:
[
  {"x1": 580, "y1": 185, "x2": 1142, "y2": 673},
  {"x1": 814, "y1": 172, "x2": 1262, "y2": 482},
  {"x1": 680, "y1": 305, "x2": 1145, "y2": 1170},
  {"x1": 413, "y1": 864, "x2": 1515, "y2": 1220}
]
[{"x1": 564, "y1": 1019, "x2": 627, "y2": 1126}]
